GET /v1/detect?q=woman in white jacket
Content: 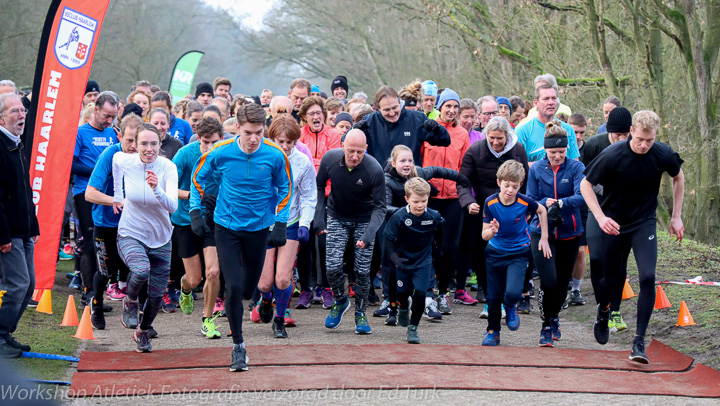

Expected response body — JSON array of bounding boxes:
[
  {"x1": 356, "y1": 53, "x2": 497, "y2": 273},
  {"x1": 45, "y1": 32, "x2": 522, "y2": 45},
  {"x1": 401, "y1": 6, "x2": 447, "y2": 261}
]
[
  {"x1": 253, "y1": 116, "x2": 316, "y2": 338},
  {"x1": 112, "y1": 123, "x2": 178, "y2": 352}
]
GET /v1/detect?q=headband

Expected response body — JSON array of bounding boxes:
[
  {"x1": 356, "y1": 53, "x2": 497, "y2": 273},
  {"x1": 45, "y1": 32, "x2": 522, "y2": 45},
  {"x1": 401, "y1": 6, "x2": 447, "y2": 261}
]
[{"x1": 544, "y1": 137, "x2": 568, "y2": 149}]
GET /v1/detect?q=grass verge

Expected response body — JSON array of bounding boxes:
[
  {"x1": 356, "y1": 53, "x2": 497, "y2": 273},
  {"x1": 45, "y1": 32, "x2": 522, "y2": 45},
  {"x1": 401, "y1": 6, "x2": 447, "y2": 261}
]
[{"x1": 7, "y1": 261, "x2": 80, "y2": 382}]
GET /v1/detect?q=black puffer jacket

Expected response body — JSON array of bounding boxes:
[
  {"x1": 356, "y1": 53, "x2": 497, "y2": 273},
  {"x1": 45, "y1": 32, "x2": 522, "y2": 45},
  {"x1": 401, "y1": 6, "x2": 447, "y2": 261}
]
[
  {"x1": 0, "y1": 133, "x2": 39, "y2": 244},
  {"x1": 457, "y1": 136, "x2": 529, "y2": 209},
  {"x1": 385, "y1": 165, "x2": 466, "y2": 217}
]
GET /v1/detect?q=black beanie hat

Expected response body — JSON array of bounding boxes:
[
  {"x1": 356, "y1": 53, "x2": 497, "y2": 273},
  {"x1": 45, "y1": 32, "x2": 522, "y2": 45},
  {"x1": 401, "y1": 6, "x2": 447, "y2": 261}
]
[
  {"x1": 195, "y1": 82, "x2": 214, "y2": 99},
  {"x1": 606, "y1": 106, "x2": 632, "y2": 133},
  {"x1": 330, "y1": 75, "x2": 348, "y2": 94},
  {"x1": 85, "y1": 80, "x2": 100, "y2": 94},
  {"x1": 122, "y1": 103, "x2": 144, "y2": 119}
]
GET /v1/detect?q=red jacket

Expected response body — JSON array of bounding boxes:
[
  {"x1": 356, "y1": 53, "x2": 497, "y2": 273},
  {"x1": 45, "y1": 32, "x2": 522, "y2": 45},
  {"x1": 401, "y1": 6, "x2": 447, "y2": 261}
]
[
  {"x1": 299, "y1": 124, "x2": 341, "y2": 171},
  {"x1": 422, "y1": 119, "x2": 470, "y2": 199},
  {"x1": 299, "y1": 124, "x2": 340, "y2": 196}
]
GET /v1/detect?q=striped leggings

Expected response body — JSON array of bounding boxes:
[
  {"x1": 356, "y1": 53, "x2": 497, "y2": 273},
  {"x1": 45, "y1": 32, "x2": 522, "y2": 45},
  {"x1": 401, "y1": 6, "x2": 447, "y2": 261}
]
[
  {"x1": 326, "y1": 216, "x2": 374, "y2": 313},
  {"x1": 117, "y1": 235, "x2": 171, "y2": 330}
]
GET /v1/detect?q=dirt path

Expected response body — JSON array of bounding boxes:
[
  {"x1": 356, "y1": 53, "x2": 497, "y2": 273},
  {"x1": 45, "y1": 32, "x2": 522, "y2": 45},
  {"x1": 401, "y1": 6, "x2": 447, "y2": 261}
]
[{"x1": 62, "y1": 284, "x2": 717, "y2": 405}]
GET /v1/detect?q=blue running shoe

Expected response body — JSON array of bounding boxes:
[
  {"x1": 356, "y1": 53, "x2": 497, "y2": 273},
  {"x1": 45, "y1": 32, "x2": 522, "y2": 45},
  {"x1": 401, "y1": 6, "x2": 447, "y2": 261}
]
[
  {"x1": 325, "y1": 298, "x2": 350, "y2": 329},
  {"x1": 355, "y1": 312, "x2": 372, "y2": 334},
  {"x1": 539, "y1": 326, "x2": 554, "y2": 347},
  {"x1": 550, "y1": 317, "x2": 561, "y2": 340},
  {"x1": 482, "y1": 330, "x2": 500, "y2": 346},
  {"x1": 505, "y1": 304, "x2": 519, "y2": 331},
  {"x1": 69, "y1": 273, "x2": 81, "y2": 290}
]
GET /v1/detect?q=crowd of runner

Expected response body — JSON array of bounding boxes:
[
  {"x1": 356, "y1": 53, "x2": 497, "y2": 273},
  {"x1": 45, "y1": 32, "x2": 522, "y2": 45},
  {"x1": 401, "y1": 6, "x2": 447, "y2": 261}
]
[{"x1": 0, "y1": 74, "x2": 684, "y2": 371}]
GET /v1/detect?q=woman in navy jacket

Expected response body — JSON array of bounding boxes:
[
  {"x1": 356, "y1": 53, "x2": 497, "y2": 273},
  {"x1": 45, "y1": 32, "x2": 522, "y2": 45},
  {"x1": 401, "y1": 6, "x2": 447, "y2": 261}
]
[{"x1": 527, "y1": 120, "x2": 586, "y2": 348}]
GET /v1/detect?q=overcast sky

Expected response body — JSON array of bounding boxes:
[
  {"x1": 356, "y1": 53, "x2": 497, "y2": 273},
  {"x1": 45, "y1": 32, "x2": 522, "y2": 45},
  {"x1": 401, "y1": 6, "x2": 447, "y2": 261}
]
[{"x1": 202, "y1": 0, "x2": 276, "y2": 30}]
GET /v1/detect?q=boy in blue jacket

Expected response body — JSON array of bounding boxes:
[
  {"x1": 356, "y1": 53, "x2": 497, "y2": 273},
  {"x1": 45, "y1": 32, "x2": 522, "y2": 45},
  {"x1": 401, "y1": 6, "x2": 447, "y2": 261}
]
[
  {"x1": 481, "y1": 160, "x2": 550, "y2": 346},
  {"x1": 384, "y1": 177, "x2": 444, "y2": 344}
]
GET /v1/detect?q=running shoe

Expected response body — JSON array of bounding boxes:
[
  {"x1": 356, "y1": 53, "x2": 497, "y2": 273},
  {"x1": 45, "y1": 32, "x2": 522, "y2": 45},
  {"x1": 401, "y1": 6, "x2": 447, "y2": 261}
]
[
  {"x1": 610, "y1": 311, "x2": 627, "y2": 332},
  {"x1": 355, "y1": 312, "x2": 372, "y2": 334},
  {"x1": 133, "y1": 330, "x2": 152, "y2": 353},
  {"x1": 273, "y1": 317, "x2": 288, "y2": 338},
  {"x1": 59, "y1": 250, "x2": 73, "y2": 261},
  {"x1": 90, "y1": 303, "x2": 105, "y2": 330},
  {"x1": 295, "y1": 291, "x2": 312, "y2": 309},
  {"x1": 311, "y1": 286, "x2": 323, "y2": 304},
  {"x1": 398, "y1": 308, "x2": 410, "y2": 327},
  {"x1": 373, "y1": 300, "x2": 391, "y2": 317},
  {"x1": 505, "y1": 304, "x2": 519, "y2": 331},
  {"x1": 476, "y1": 288, "x2": 486, "y2": 303},
  {"x1": 325, "y1": 298, "x2": 350, "y2": 329},
  {"x1": 517, "y1": 296, "x2": 532, "y2": 314},
  {"x1": 161, "y1": 293, "x2": 176, "y2": 313},
  {"x1": 229, "y1": 346, "x2": 248, "y2": 372},
  {"x1": 27, "y1": 299, "x2": 38, "y2": 308},
  {"x1": 179, "y1": 287, "x2": 194, "y2": 315},
  {"x1": 348, "y1": 283, "x2": 356, "y2": 298},
  {"x1": 213, "y1": 297, "x2": 225, "y2": 315},
  {"x1": 258, "y1": 298, "x2": 274, "y2": 324},
  {"x1": 284, "y1": 309, "x2": 296, "y2": 327},
  {"x1": 550, "y1": 317, "x2": 561, "y2": 340},
  {"x1": 448, "y1": 280, "x2": 457, "y2": 293},
  {"x1": 69, "y1": 273, "x2": 82, "y2": 290},
  {"x1": 479, "y1": 304, "x2": 489, "y2": 319},
  {"x1": 527, "y1": 286, "x2": 535, "y2": 299},
  {"x1": 453, "y1": 290, "x2": 478, "y2": 305},
  {"x1": 629, "y1": 337, "x2": 649, "y2": 364},
  {"x1": 4, "y1": 335, "x2": 30, "y2": 352},
  {"x1": 407, "y1": 325, "x2": 420, "y2": 344},
  {"x1": 321, "y1": 288, "x2": 334, "y2": 309},
  {"x1": 570, "y1": 289, "x2": 585, "y2": 306},
  {"x1": 170, "y1": 289, "x2": 181, "y2": 308},
  {"x1": 438, "y1": 293, "x2": 452, "y2": 315},
  {"x1": 121, "y1": 297, "x2": 139, "y2": 329},
  {"x1": 147, "y1": 326, "x2": 158, "y2": 339},
  {"x1": 424, "y1": 300, "x2": 443, "y2": 321},
  {"x1": 106, "y1": 283, "x2": 126, "y2": 301},
  {"x1": 594, "y1": 304, "x2": 610, "y2": 345},
  {"x1": 482, "y1": 330, "x2": 500, "y2": 346},
  {"x1": 202, "y1": 315, "x2": 221, "y2": 339},
  {"x1": 247, "y1": 299, "x2": 258, "y2": 312},
  {"x1": 385, "y1": 308, "x2": 398, "y2": 326},
  {"x1": 250, "y1": 305, "x2": 261, "y2": 323},
  {"x1": 368, "y1": 289, "x2": 380, "y2": 306},
  {"x1": 501, "y1": 304, "x2": 507, "y2": 319},
  {"x1": 467, "y1": 273, "x2": 477, "y2": 286},
  {"x1": 561, "y1": 297, "x2": 569, "y2": 310},
  {"x1": 539, "y1": 326, "x2": 554, "y2": 347}
]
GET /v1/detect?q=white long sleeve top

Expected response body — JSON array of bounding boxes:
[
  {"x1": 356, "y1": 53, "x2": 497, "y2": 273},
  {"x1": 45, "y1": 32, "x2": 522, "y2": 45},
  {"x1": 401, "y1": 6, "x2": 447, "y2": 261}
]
[
  {"x1": 112, "y1": 153, "x2": 178, "y2": 248},
  {"x1": 287, "y1": 148, "x2": 317, "y2": 228}
]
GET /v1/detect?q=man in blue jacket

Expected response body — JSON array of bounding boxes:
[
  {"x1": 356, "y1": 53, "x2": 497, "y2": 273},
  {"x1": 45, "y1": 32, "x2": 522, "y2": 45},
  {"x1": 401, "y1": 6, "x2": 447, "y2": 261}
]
[
  {"x1": 355, "y1": 86, "x2": 450, "y2": 166},
  {"x1": 190, "y1": 104, "x2": 292, "y2": 372}
]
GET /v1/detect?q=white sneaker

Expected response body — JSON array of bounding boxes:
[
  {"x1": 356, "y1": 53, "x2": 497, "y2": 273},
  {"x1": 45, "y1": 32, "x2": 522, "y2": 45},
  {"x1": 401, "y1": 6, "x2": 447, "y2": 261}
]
[{"x1": 479, "y1": 304, "x2": 489, "y2": 319}]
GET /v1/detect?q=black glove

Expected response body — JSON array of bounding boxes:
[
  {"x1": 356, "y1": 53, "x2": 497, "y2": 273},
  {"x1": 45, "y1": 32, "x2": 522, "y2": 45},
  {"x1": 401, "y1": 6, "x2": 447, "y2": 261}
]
[
  {"x1": 201, "y1": 194, "x2": 217, "y2": 212},
  {"x1": 354, "y1": 120, "x2": 369, "y2": 131},
  {"x1": 268, "y1": 221, "x2": 287, "y2": 247},
  {"x1": 547, "y1": 202, "x2": 564, "y2": 226},
  {"x1": 421, "y1": 119, "x2": 440, "y2": 133},
  {"x1": 190, "y1": 210, "x2": 210, "y2": 237}
]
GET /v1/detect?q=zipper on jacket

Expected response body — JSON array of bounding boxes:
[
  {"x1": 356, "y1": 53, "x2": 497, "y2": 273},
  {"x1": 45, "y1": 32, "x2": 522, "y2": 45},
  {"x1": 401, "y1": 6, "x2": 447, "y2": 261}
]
[
  {"x1": 144, "y1": 162, "x2": 147, "y2": 205},
  {"x1": 552, "y1": 165, "x2": 559, "y2": 239},
  {"x1": 19, "y1": 145, "x2": 32, "y2": 232}
]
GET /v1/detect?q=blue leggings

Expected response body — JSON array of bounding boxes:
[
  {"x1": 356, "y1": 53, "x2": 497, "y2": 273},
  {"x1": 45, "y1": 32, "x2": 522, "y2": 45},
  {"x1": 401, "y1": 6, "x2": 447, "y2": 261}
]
[
  {"x1": 485, "y1": 244, "x2": 530, "y2": 332},
  {"x1": 117, "y1": 236, "x2": 171, "y2": 330}
]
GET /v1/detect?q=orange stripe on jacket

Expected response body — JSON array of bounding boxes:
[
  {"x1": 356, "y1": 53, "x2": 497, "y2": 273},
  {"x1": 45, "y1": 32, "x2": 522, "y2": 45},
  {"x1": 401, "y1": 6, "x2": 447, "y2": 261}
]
[
  {"x1": 262, "y1": 139, "x2": 293, "y2": 213},
  {"x1": 487, "y1": 198, "x2": 499, "y2": 206},
  {"x1": 517, "y1": 198, "x2": 529, "y2": 206},
  {"x1": 192, "y1": 138, "x2": 235, "y2": 199}
]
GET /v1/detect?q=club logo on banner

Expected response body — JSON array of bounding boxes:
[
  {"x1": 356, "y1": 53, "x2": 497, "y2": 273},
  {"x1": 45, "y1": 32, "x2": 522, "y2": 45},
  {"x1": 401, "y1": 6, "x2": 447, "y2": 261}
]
[{"x1": 54, "y1": 7, "x2": 97, "y2": 70}]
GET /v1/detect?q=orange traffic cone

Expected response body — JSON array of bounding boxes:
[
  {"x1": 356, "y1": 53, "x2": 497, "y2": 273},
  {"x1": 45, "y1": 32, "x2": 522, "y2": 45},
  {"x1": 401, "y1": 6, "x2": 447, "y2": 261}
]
[
  {"x1": 36, "y1": 289, "x2": 52, "y2": 314},
  {"x1": 676, "y1": 301, "x2": 696, "y2": 326},
  {"x1": 73, "y1": 306, "x2": 96, "y2": 339},
  {"x1": 622, "y1": 279, "x2": 637, "y2": 299},
  {"x1": 61, "y1": 295, "x2": 79, "y2": 327},
  {"x1": 654, "y1": 285, "x2": 671, "y2": 309}
]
